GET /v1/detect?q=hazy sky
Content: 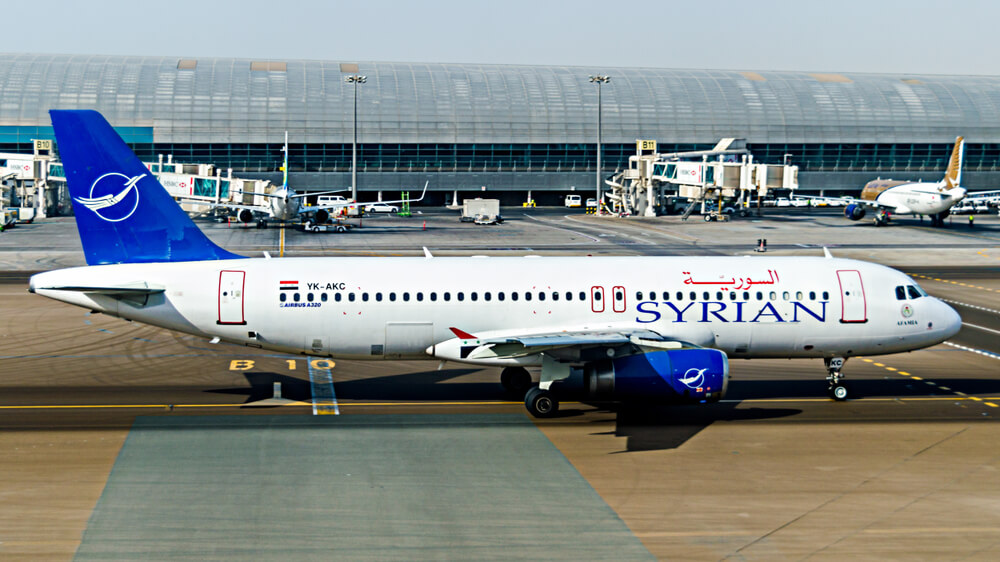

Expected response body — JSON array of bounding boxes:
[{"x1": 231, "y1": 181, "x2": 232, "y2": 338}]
[{"x1": 11, "y1": 0, "x2": 998, "y2": 75}]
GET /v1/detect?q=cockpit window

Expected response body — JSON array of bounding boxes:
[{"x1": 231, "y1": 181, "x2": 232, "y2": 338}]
[
  {"x1": 895, "y1": 286, "x2": 906, "y2": 300},
  {"x1": 907, "y1": 285, "x2": 926, "y2": 299}
]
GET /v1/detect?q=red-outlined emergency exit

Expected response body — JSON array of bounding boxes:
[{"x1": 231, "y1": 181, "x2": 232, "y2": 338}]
[
  {"x1": 218, "y1": 270, "x2": 247, "y2": 325},
  {"x1": 591, "y1": 286, "x2": 605, "y2": 313},
  {"x1": 836, "y1": 270, "x2": 867, "y2": 323}
]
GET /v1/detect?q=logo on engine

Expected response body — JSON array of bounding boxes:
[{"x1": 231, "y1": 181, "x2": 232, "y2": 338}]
[
  {"x1": 679, "y1": 368, "x2": 707, "y2": 389},
  {"x1": 901, "y1": 304, "x2": 914, "y2": 318},
  {"x1": 74, "y1": 172, "x2": 146, "y2": 222}
]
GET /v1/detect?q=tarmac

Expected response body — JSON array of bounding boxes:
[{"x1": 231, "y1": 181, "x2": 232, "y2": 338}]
[{"x1": 1, "y1": 207, "x2": 999, "y2": 560}]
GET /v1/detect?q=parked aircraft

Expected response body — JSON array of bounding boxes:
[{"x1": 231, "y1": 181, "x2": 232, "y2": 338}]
[
  {"x1": 32, "y1": 110, "x2": 962, "y2": 416},
  {"x1": 199, "y1": 132, "x2": 426, "y2": 226},
  {"x1": 801, "y1": 137, "x2": 996, "y2": 226}
]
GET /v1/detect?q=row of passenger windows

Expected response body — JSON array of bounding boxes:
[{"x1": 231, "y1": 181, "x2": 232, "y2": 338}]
[
  {"x1": 636, "y1": 290, "x2": 830, "y2": 302},
  {"x1": 280, "y1": 290, "x2": 598, "y2": 303},
  {"x1": 277, "y1": 289, "x2": 832, "y2": 304}
]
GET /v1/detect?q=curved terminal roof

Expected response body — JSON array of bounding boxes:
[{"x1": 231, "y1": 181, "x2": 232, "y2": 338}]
[{"x1": 1, "y1": 53, "x2": 999, "y2": 145}]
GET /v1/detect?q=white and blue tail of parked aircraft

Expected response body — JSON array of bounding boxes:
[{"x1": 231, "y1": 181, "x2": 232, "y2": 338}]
[{"x1": 30, "y1": 110, "x2": 962, "y2": 416}]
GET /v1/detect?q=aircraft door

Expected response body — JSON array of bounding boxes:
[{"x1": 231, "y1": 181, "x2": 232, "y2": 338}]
[
  {"x1": 836, "y1": 270, "x2": 867, "y2": 323},
  {"x1": 612, "y1": 286, "x2": 627, "y2": 313},
  {"x1": 218, "y1": 270, "x2": 247, "y2": 325},
  {"x1": 591, "y1": 286, "x2": 605, "y2": 313}
]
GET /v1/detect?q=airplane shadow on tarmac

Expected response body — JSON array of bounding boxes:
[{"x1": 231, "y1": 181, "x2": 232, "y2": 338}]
[{"x1": 205, "y1": 371, "x2": 1000, "y2": 453}]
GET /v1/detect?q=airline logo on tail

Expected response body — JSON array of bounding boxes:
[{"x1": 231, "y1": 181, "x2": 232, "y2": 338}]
[
  {"x1": 74, "y1": 172, "x2": 146, "y2": 222},
  {"x1": 943, "y1": 136, "x2": 964, "y2": 189}
]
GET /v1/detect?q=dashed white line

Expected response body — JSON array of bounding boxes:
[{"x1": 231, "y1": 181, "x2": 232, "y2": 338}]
[
  {"x1": 945, "y1": 341, "x2": 1000, "y2": 360},
  {"x1": 942, "y1": 299, "x2": 1000, "y2": 315},
  {"x1": 962, "y1": 322, "x2": 1000, "y2": 336}
]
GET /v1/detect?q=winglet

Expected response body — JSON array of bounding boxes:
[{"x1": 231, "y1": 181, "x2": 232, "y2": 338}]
[
  {"x1": 449, "y1": 327, "x2": 477, "y2": 340},
  {"x1": 423, "y1": 246, "x2": 433, "y2": 259},
  {"x1": 823, "y1": 247, "x2": 833, "y2": 259}
]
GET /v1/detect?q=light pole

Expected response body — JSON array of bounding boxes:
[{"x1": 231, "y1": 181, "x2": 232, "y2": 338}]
[
  {"x1": 346, "y1": 74, "x2": 366, "y2": 201},
  {"x1": 589, "y1": 75, "x2": 610, "y2": 213}
]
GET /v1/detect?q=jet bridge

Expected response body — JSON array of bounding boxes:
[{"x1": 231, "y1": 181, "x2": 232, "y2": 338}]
[{"x1": 604, "y1": 139, "x2": 798, "y2": 217}]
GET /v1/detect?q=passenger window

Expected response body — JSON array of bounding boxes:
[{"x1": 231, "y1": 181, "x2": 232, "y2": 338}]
[
  {"x1": 512, "y1": 292, "x2": 518, "y2": 301},
  {"x1": 637, "y1": 291, "x2": 643, "y2": 300},
  {"x1": 663, "y1": 292, "x2": 670, "y2": 301},
  {"x1": 716, "y1": 291, "x2": 723, "y2": 301},
  {"x1": 279, "y1": 293, "x2": 287, "y2": 302},
  {"x1": 552, "y1": 292, "x2": 558, "y2": 301},
  {"x1": 677, "y1": 292, "x2": 683, "y2": 301},
  {"x1": 809, "y1": 291, "x2": 815, "y2": 301},
  {"x1": 689, "y1": 292, "x2": 696, "y2": 300},
  {"x1": 362, "y1": 293, "x2": 369, "y2": 302},
  {"x1": 730, "y1": 291, "x2": 736, "y2": 301},
  {"x1": 457, "y1": 292, "x2": 464, "y2": 302},
  {"x1": 417, "y1": 292, "x2": 424, "y2": 302},
  {"x1": 375, "y1": 293, "x2": 382, "y2": 302},
  {"x1": 308, "y1": 293, "x2": 315, "y2": 302},
  {"x1": 782, "y1": 291, "x2": 790, "y2": 301},
  {"x1": 335, "y1": 293, "x2": 342, "y2": 302},
  {"x1": 349, "y1": 293, "x2": 355, "y2": 302},
  {"x1": 498, "y1": 292, "x2": 505, "y2": 301},
  {"x1": 444, "y1": 292, "x2": 451, "y2": 302},
  {"x1": 769, "y1": 291, "x2": 776, "y2": 301},
  {"x1": 321, "y1": 293, "x2": 328, "y2": 302},
  {"x1": 702, "y1": 292, "x2": 709, "y2": 301},
  {"x1": 742, "y1": 291, "x2": 749, "y2": 300},
  {"x1": 565, "y1": 291, "x2": 572, "y2": 301},
  {"x1": 485, "y1": 292, "x2": 492, "y2": 301},
  {"x1": 539, "y1": 292, "x2": 545, "y2": 301},
  {"x1": 294, "y1": 293, "x2": 301, "y2": 302},
  {"x1": 403, "y1": 292, "x2": 410, "y2": 302},
  {"x1": 822, "y1": 291, "x2": 829, "y2": 300},
  {"x1": 756, "y1": 291, "x2": 763, "y2": 301},
  {"x1": 895, "y1": 286, "x2": 906, "y2": 300},
  {"x1": 526, "y1": 292, "x2": 533, "y2": 301},
  {"x1": 471, "y1": 292, "x2": 478, "y2": 301},
  {"x1": 615, "y1": 290, "x2": 623, "y2": 301},
  {"x1": 390, "y1": 292, "x2": 397, "y2": 302},
  {"x1": 907, "y1": 286, "x2": 922, "y2": 299},
  {"x1": 430, "y1": 292, "x2": 437, "y2": 302},
  {"x1": 579, "y1": 291, "x2": 586, "y2": 301},
  {"x1": 796, "y1": 291, "x2": 803, "y2": 300}
]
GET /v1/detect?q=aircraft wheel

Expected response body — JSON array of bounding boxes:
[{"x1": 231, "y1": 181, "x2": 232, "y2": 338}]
[
  {"x1": 704, "y1": 215, "x2": 712, "y2": 222},
  {"x1": 829, "y1": 383, "x2": 849, "y2": 401},
  {"x1": 500, "y1": 367, "x2": 532, "y2": 396},
  {"x1": 525, "y1": 387, "x2": 558, "y2": 418}
]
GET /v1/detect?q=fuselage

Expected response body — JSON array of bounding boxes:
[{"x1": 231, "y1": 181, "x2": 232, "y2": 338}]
[
  {"x1": 861, "y1": 180, "x2": 966, "y2": 215},
  {"x1": 30, "y1": 255, "x2": 961, "y2": 366}
]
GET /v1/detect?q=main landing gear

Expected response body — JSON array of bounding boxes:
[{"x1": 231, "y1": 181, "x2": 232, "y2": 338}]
[
  {"x1": 873, "y1": 210, "x2": 890, "y2": 227},
  {"x1": 825, "y1": 356, "x2": 849, "y2": 401},
  {"x1": 524, "y1": 386, "x2": 558, "y2": 417}
]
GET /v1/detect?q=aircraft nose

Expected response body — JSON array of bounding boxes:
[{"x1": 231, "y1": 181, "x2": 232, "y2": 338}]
[{"x1": 938, "y1": 300, "x2": 962, "y2": 339}]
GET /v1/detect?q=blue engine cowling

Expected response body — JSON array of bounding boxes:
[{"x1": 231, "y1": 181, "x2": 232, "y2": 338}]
[
  {"x1": 583, "y1": 348, "x2": 728, "y2": 403},
  {"x1": 844, "y1": 203, "x2": 866, "y2": 221}
]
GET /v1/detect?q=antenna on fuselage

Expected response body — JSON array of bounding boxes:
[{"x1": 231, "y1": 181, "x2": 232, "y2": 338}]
[{"x1": 823, "y1": 247, "x2": 833, "y2": 259}]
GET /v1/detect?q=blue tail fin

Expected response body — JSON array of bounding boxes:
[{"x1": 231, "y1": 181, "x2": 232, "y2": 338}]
[{"x1": 50, "y1": 110, "x2": 243, "y2": 265}]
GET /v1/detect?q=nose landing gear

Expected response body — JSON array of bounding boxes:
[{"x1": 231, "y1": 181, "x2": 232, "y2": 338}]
[{"x1": 825, "y1": 356, "x2": 849, "y2": 401}]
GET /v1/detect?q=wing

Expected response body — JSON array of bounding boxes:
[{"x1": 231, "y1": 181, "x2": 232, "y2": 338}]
[
  {"x1": 431, "y1": 327, "x2": 690, "y2": 362},
  {"x1": 794, "y1": 194, "x2": 897, "y2": 210}
]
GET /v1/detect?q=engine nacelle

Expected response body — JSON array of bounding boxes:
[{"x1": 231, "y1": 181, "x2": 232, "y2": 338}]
[
  {"x1": 844, "y1": 203, "x2": 866, "y2": 221},
  {"x1": 238, "y1": 209, "x2": 254, "y2": 223},
  {"x1": 582, "y1": 348, "x2": 728, "y2": 403},
  {"x1": 314, "y1": 209, "x2": 330, "y2": 225}
]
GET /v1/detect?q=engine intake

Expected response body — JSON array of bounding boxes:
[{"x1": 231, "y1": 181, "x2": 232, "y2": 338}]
[
  {"x1": 582, "y1": 348, "x2": 728, "y2": 403},
  {"x1": 844, "y1": 203, "x2": 866, "y2": 221}
]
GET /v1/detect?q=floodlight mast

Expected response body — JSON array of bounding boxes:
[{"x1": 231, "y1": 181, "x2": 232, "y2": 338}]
[
  {"x1": 346, "y1": 75, "x2": 367, "y2": 202},
  {"x1": 589, "y1": 75, "x2": 610, "y2": 214}
]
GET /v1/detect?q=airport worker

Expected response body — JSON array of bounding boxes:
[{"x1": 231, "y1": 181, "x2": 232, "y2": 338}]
[{"x1": 969, "y1": 215, "x2": 975, "y2": 227}]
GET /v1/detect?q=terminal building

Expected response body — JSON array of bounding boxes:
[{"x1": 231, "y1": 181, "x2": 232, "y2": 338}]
[{"x1": 2, "y1": 53, "x2": 1000, "y2": 206}]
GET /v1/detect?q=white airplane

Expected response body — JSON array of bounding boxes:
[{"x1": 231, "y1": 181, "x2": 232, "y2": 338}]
[
  {"x1": 31, "y1": 110, "x2": 962, "y2": 417},
  {"x1": 802, "y1": 136, "x2": 973, "y2": 226},
  {"x1": 201, "y1": 132, "x2": 427, "y2": 226}
]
